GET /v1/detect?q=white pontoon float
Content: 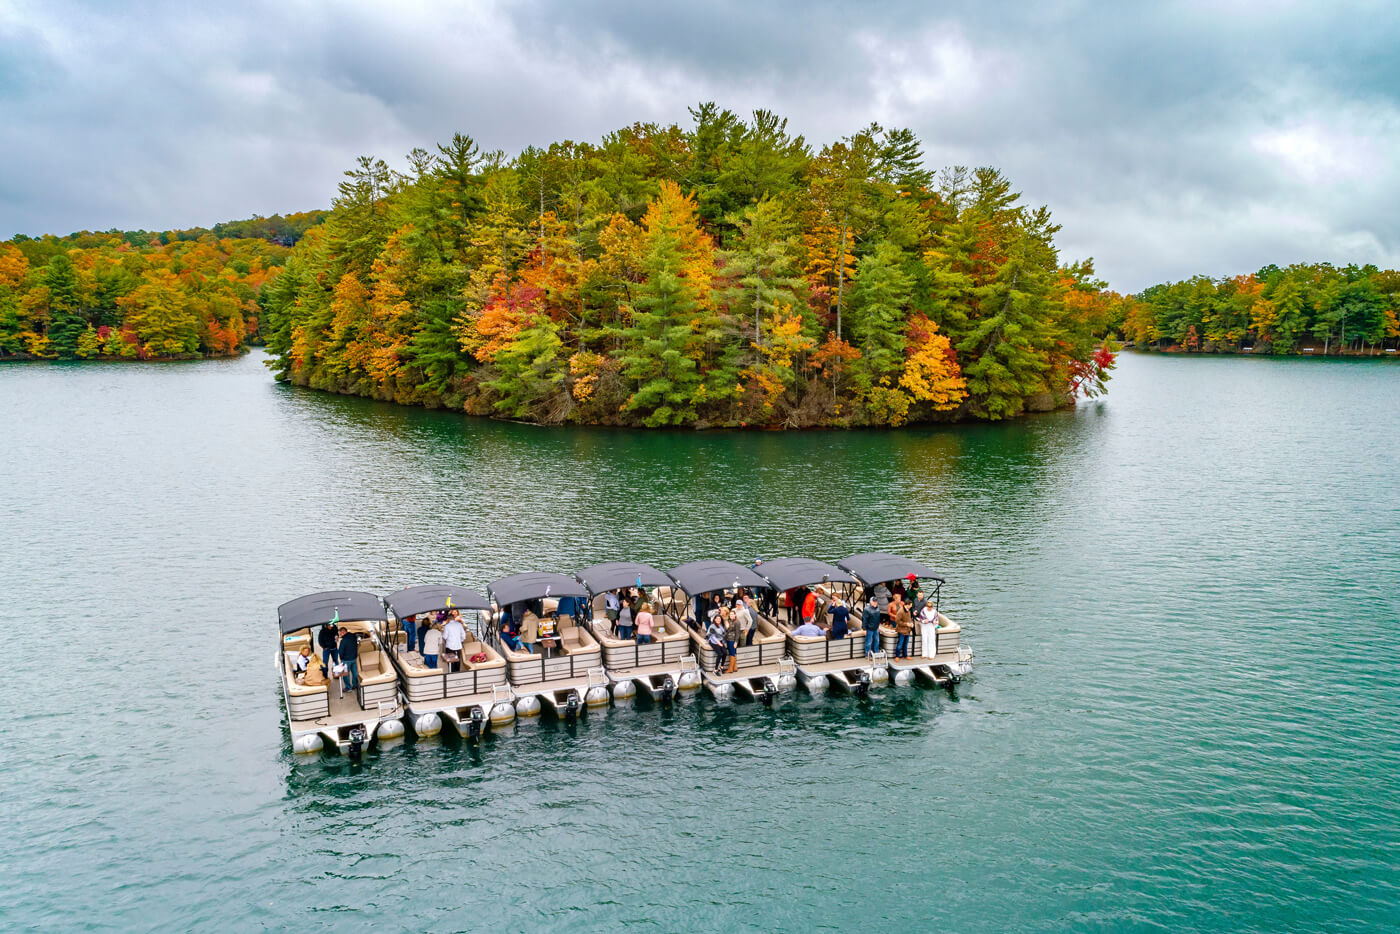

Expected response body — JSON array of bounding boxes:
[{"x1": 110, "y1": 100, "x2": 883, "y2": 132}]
[
  {"x1": 575, "y1": 561, "x2": 702, "y2": 704},
  {"x1": 665, "y1": 560, "x2": 796, "y2": 703},
  {"x1": 758, "y1": 557, "x2": 888, "y2": 696},
  {"x1": 837, "y1": 552, "x2": 975, "y2": 687},
  {"x1": 487, "y1": 572, "x2": 608, "y2": 721},
  {"x1": 277, "y1": 590, "x2": 403, "y2": 757},
  {"x1": 383, "y1": 584, "x2": 514, "y2": 740}
]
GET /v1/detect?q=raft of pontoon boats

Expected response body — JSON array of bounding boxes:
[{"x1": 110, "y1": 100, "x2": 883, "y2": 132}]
[{"x1": 277, "y1": 552, "x2": 975, "y2": 754}]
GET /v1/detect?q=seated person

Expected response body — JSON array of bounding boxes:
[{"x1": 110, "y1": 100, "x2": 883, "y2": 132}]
[
  {"x1": 291, "y1": 646, "x2": 312, "y2": 682},
  {"x1": 791, "y1": 620, "x2": 825, "y2": 637}
]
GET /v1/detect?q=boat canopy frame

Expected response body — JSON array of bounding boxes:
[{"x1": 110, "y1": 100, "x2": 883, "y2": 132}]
[
  {"x1": 277, "y1": 590, "x2": 385, "y2": 634},
  {"x1": 384, "y1": 584, "x2": 492, "y2": 619},
  {"x1": 837, "y1": 552, "x2": 945, "y2": 610},
  {"x1": 756, "y1": 557, "x2": 858, "y2": 594},
  {"x1": 487, "y1": 572, "x2": 590, "y2": 608},
  {"x1": 574, "y1": 561, "x2": 676, "y2": 598}
]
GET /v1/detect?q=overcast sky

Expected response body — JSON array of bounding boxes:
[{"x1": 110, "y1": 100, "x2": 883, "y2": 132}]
[{"x1": 2, "y1": 0, "x2": 1397, "y2": 291}]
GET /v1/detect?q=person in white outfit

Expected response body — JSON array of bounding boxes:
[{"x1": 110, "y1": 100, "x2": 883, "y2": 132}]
[
  {"x1": 442, "y1": 610, "x2": 468, "y2": 672},
  {"x1": 918, "y1": 603, "x2": 939, "y2": 659}
]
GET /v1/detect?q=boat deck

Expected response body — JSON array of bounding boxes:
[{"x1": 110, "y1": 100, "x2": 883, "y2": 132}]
[{"x1": 289, "y1": 682, "x2": 399, "y2": 742}]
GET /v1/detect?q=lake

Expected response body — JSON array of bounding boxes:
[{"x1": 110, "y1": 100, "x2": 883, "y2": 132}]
[{"x1": 2, "y1": 351, "x2": 1397, "y2": 932}]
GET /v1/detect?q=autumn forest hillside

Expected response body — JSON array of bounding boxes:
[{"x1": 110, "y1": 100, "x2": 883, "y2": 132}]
[{"x1": 0, "y1": 212, "x2": 324, "y2": 360}]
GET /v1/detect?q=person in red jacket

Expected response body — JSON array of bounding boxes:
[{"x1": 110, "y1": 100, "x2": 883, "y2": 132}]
[{"x1": 801, "y1": 589, "x2": 817, "y2": 626}]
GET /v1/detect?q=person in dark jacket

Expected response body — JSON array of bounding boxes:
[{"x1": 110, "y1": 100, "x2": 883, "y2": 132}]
[
  {"x1": 829, "y1": 596, "x2": 850, "y2": 640},
  {"x1": 338, "y1": 627, "x2": 362, "y2": 690},
  {"x1": 317, "y1": 623, "x2": 339, "y2": 675},
  {"x1": 861, "y1": 598, "x2": 882, "y2": 658}
]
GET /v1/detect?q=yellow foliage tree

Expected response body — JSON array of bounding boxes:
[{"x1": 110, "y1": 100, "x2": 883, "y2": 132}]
[{"x1": 899, "y1": 313, "x2": 967, "y2": 410}]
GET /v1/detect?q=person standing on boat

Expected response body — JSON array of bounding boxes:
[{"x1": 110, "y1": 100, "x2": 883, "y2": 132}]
[
  {"x1": 604, "y1": 591, "x2": 621, "y2": 636},
  {"x1": 443, "y1": 610, "x2": 468, "y2": 672},
  {"x1": 617, "y1": 599, "x2": 635, "y2": 641},
  {"x1": 800, "y1": 588, "x2": 817, "y2": 626},
  {"x1": 706, "y1": 615, "x2": 728, "y2": 675},
  {"x1": 337, "y1": 626, "x2": 361, "y2": 690},
  {"x1": 906, "y1": 575, "x2": 925, "y2": 614},
  {"x1": 422, "y1": 622, "x2": 443, "y2": 669},
  {"x1": 829, "y1": 595, "x2": 850, "y2": 640},
  {"x1": 734, "y1": 597, "x2": 755, "y2": 647},
  {"x1": 861, "y1": 597, "x2": 882, "y2": 657},
  {"x1": 873, "y1": 582, "x2": 891, "y2": 623},
  {"x1": 918, "y1": 603, "x2": 939, "y2": 659},
  {"x1": 520, "y1": 609, "x2": 539, "y2": 654},
  {"x1": 317, "y1": 623, "x2": 339, "y2": 676},
  {"x1": 635, "y1": 603, "x2": 655, "y2": 645},
  {"x1": 723, "y1": 608, "x2": 742, "y2": 672},
  {"x1": 893, "y1": 606, "x2": 913, "y2": 658}
]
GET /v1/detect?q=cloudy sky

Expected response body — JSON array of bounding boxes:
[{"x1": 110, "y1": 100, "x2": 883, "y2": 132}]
[{"x1": 2, "y1": 0, "x2": 1397, "y2": 291}]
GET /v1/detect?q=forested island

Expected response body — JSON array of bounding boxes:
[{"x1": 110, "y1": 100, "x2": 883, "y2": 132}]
[
  {"x1": 0, "y1": 212, "x2": 323, "y2": 360},
  {"x1": 4, "y1": 107, "x2": 1133, "y2": 426},
  {"x1": 1124, "y1": 263, "x2": 1400, "y2": 355},
  {"x1": 256, "y1": 108, "x2": 1123, "y2": 426}
]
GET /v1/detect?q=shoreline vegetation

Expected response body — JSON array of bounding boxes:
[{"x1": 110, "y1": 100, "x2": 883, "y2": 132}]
[
  {"x1": 0, "y1": 213, "x2": 324, "y2": 361},
  {"x1": 1121, "y1": 263, "x2": 1400, "y2": 357},
  {"x1": 256, "y1": 107, "x2": 1122, "y2": 427}
]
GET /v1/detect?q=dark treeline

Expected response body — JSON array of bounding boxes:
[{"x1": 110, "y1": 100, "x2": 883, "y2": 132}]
[
  {"x1": 1124, "y1": 263, "x2": 1400, "y2": 355},
  {"x1": 262, "y1": 105, "x2": 1122, "y2": 427}
]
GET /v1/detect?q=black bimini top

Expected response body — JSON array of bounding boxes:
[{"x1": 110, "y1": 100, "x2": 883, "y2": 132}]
[
  {"x1": 667, "y1": 560, "x2": 772, "y2": 597},
  {"x1": 757, "y1": 557, "x2": 858, "y2": 593},
  {"x1": 837, "y1": 552, "x2": 944, "y2": 586},
  {"x1": 488, "y1": 572, "x2": 590, "y2": 607},
  {"x1": 575, "y1": 562, "x2": 676, "y2": 597},
  {"x1": 277, "y1": 590, "x2": 385, "y2": 634},
  {"x1": 383, "y1": 584, "x2": 491, "y2": 619}
]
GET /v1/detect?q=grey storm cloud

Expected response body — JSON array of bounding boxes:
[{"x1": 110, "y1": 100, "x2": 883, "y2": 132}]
[{"x1": 2, "y1": 0, "x2": 1398, "y2": 291}]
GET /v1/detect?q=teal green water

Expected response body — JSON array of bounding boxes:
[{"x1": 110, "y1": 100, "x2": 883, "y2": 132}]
[{"x1": 2, "y1": 352, "x2": 1398, "y2": 932}]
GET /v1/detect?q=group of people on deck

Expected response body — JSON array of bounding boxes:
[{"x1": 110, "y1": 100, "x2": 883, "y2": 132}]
[
  {"x1": 289, "y1": 623, "x2": 374, "y2": 690},
  {"x1": 399, "y1": 608, "x2": 470, "y2": 672},
  {"x1": 602, "y1": 588, "x2": 657, "y2": 643},
  {"x1": 866, "y1": 574, "x2": 942, "y2": 659},
  {"x1": 496, "y1": 595, "x2": 591, "y2": 658},
  {"x1": 700, "y1": 589, "x2": 761, "y2": 675}
]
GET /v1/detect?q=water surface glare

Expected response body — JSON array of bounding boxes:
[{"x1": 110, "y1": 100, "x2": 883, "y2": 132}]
[{"x1": 2, "y1": 352, "x2": 1398, "y2": 932}]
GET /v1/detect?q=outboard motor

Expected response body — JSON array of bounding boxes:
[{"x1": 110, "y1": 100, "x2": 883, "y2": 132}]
[
  {"x1": 659, "y1": 676, "x2": 676, "y2": 707},
  {"x1": 467, "y1": 706, "x2": 485, "y2": 742},
  {"x1": 564, "y1": 690, "x2": 581, "y2": 723},
  {"x1": 854, "y1": 669, "x2": 872, "y2": 698},
  {"x1": 347, "y1": 725, "x2": 367, "y2": 764},
  {"x1": 761, "y1": 677, "x2": 778, "y2": 705}
]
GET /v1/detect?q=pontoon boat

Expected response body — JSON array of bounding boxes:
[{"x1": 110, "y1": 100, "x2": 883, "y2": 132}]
[
  {"x1": 486, "y1": 572, "x2": 608, "y2": 720},
  {"x1": 574, "y1": 561, "x2": 702, "y2": 703},
  {"x1": 383, "y1": 584, "x2": 513, "y2": 740},
  {"x1": 277, "y1": 590, "x2": 403, "y2": 755},
  {"x1": 665, "y1": 560, "x2": 795, "y2": 703},
  {"x1": 837, "y1": 552, "x2": 974, "y2": 686},
  {"x1": 757, "y1": 557, "x2": 887, "y2": 695}
]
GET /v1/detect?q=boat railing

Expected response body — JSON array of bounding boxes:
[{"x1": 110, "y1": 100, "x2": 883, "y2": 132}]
[
  {"x1": 505, "y1": 647, "x2": 605, "y2": 687},
  {"x1": 356, "y1": 674, "x2": 397, "y2": 713},
  {"x1": 688, "y1": 628, "x2": 786, "y2": 671},
  {"x1": 404, "y1": 664, "x2": 509, "y2": 703},
  {"x1": 786, "y1": 631, "x2": 865, "y2": 666}
]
